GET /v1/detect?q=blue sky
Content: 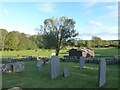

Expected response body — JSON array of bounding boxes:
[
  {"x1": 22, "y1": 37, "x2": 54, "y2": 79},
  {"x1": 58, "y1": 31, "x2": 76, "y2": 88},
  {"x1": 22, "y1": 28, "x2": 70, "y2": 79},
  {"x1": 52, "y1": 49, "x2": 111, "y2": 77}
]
[{"x1": 0, "y1": 2, "x2": 118, "y2": 40}]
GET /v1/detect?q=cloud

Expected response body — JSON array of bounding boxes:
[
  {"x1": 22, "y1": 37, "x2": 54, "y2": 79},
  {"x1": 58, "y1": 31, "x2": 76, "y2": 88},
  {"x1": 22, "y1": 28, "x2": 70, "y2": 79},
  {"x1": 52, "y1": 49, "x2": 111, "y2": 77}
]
[
  {"x1": 0, "y1": 24, "x2": 37, "y2": 35},
  {"x1": 88, "y1": 20, "x2": 102, "y2": 27},
  {"x1": 85, "y1": 10, "x2": 93, "y2": 14},
  {"x1": 79, "y1": 22, "x2": 118, "y2": 40},
  {"x1": 98, "y1": 3, "x2": 118, "y2": 20},
  {"x1": 83, "y1": 2, "x2": 98, "y2": 9},
  {"x1": 3, "y1": 9, "x2": 8, "y2": 14},
  {"x1": 38, "y1": 3, "x2": 55, "y2": 13}
]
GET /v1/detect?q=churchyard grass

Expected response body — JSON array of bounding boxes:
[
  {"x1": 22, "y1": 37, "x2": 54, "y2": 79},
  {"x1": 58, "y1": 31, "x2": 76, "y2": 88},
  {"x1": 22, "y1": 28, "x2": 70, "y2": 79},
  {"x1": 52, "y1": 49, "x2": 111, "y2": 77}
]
[
  {"x1": 1, "y1": 47, "x2": 119, "y2": 58},
  {"x1": 2, "y1": 61, "x2": 118, "y2": 88},
  {"x1": 2, "y1": 47, "x2": 119, "y2": 88}
]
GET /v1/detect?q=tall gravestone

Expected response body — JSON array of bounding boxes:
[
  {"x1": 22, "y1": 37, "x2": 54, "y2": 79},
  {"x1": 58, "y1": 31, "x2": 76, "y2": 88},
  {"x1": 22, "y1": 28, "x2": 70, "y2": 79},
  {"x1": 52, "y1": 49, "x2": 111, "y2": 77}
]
[
  {"x1": 98, "y1": 58, "x2": 106, "y2": 87},
  {"x1": 50, "y1": 56, "x2": 61, "y2": 79},
  {"x1": 79, "y1": 57, "x2": 85, "y2": 69}
]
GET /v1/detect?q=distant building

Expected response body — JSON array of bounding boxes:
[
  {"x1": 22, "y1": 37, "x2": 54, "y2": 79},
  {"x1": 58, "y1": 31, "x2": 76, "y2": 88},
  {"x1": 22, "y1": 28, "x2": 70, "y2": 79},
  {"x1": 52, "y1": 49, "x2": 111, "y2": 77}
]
[{"x1": 69, "y1": 48, "x2": 94, "y2": 59}]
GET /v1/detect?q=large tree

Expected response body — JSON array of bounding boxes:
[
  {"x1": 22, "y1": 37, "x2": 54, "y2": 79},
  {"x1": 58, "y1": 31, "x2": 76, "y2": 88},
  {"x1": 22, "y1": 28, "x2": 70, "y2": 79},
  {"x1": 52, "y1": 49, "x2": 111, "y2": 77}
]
[
  {"x1": 91, "y1": 36, "x2": 103, "y2": 47},
  {"x1": 4, "y1": 31, "x2": 19, "y2": 51},
  {"x1": 0, "y1": 29, "x2": 8, "y2": 51},
  {"x1": 40, "y1": 16, "x2": 78, "y2": 56}
]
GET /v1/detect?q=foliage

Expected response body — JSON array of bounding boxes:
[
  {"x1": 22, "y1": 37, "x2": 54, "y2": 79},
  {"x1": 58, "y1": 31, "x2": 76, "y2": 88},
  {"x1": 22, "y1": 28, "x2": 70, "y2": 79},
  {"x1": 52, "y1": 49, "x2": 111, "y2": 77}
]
[{"x1": 40, "y1": 16, "x2": 78, "y2": 55}]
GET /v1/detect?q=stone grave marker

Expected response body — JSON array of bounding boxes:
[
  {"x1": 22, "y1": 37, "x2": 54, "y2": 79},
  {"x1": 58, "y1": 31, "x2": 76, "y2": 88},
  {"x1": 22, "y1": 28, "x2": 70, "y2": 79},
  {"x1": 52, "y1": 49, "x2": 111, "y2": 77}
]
[
  {"x1": 36, "y1": 60, "x2": 44, "y2": 72},
  {"x1": 13, "y1": 62, "x2": 25, "y2": 72},
  {"x1": 50, "y1": 56, "x2": 61, "y2": 79},
  {"x1": 63, "y1": 68, "x2": 69, "y2": 77},
  {"x1": 98, "y1": 58, "x2": 106, "y2": 87},
  {"x1": 79, "y1": 57, "x2": 85, "y2": 69},
  {"x1": 2, "y1": 63, "x2": 13, "y2": 73}
]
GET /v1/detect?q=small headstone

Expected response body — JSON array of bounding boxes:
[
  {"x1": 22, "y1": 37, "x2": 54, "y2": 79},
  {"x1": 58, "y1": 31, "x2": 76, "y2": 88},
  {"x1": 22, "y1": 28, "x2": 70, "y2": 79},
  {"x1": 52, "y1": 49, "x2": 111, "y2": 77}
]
[
  {"x1": 36, "y1": 60, "x2": 44, "y2": 72},
  {"x1": 50, "y1": 56, "x2": 61, "y2": 79},
  {"x1": 13, "y1": 62, "x2": 25, "y2": 72},
  {"x1": 63, "y1": 68, "x2": 69, "y2": 77},
  {"x1": 98, "y1": 58, "x2": 106, "y2": 87},
  {"x1": 2, "y1": 63, "x2": 13, "y2": 73},
  {"x1": 79, "y1": 57, "x2": 85, "y2": 69}
]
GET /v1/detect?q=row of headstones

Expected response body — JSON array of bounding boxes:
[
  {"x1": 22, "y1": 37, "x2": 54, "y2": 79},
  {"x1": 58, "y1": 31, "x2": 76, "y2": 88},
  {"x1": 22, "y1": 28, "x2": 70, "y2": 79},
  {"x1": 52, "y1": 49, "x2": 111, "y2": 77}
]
[
  {"x1": 0, "y1": 62, "x2": 25, "y2": 73},
  {"x1": 50, "y1": 56, "x2": 106, "y2": 87},
  {"x1": 79, "y1": 57, "x2": 106, "y2": 87},
  {"x1": 61, "y1": 56, "x2": 119, "y2": 65},
  {"x1": 1, "y1": 56, "x2": 37, "y2": 63}
]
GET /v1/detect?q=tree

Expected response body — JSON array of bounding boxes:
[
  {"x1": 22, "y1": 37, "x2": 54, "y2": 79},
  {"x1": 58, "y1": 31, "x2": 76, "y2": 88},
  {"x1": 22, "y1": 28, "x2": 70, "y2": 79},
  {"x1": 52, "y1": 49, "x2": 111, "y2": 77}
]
[
  {"x1": 0, "y1": 29, "x2": 8, "y2": 51},
  {"x1": 40, "y1": 16, "x2": 78, "y2": 56},
  {"x1": 4, "y1": 31, "x2": 19, "y2": 51},
  {"x1": 86, "y1": 40, "x2": 91, "y2": 48},
  {"x1": 91, "y1": 36, "x2": 103, "y2": 48},
  {"x1": 37, "y1": 34, "x2": 44, "y2": 48}
]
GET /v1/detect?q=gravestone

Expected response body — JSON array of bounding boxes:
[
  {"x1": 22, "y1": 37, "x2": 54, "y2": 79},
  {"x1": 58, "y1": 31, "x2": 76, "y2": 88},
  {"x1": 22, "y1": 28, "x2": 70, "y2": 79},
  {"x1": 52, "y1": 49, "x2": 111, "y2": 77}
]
[
  {"x1": 50, "y1": 56, "x2": 61, "y2": 79},
  {"x1": 36, "y1": 60, "x2": 44, "y2": 72},
  {"x1": 79, "y1": 57, "x2": 85, "y2": 69},
  {"x1": 63, "y1": 68, "x2": 69, "y2": 77},
  {"x1": 13, "y1": 62, "x2": 25, "y2": 72},
  {"x1": 98, "y1": 58, "x2": 106, "y2": 87},
  {"x1": 2, "y1": 63, "x2": 13, "y2": 73}
]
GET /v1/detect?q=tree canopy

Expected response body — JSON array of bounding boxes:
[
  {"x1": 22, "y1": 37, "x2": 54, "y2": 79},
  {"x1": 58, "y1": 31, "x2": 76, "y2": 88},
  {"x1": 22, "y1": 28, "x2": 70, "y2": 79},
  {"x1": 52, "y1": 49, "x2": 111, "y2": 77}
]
[{"x1": 40, "y1": 16, "x2": 78, "y2": 55}]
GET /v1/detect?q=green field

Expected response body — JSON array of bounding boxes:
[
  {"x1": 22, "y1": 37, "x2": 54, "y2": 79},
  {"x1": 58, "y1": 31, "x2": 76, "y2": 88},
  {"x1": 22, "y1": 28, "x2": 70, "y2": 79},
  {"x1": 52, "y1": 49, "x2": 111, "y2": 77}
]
[
  {"x1": 1, "y1": 47, "x2": 119, "y2": 58},
  {"x1": 2, "y1": 61, "x2": 118, "y2": 88},
  {"x1": 1, "y1": 48, "x2": 119, "y2": 88}
]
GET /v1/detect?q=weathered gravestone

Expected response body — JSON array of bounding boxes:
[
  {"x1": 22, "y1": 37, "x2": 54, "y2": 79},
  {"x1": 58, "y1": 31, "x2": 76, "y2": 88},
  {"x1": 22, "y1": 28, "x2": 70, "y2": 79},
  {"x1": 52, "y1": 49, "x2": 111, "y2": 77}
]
[
  {"x1": 63, "y1": 68, "x2": 69, "y2": 77},
  {"x1": 98, "y1": 58, "x2": 106, "y2": 87},
  {"x1": 2, "y1": 63, "x2": 13, "y2": 73},
  {"x1": 13, "y1": 62, "x2": 25, "y2": 72},
  {"x1": 36, "y1": 59, "x2": 44, "y2": 72},
  {"x1": 50, "y1": 56, "x2": 61, "y2": 79},
  {"x1": 79, "y1": 57, "x2": 85, "y2": 69}
]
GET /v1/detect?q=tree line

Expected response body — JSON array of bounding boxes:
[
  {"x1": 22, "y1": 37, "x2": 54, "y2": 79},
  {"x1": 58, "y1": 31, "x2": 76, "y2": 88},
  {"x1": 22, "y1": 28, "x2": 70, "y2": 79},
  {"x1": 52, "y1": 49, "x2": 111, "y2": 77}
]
[
  {"x1": 0, "y1": 28, "x2": 119, "y2": 51},
  {"x1": 0, "y1": 16, "x2": 119, "y2": 54}
]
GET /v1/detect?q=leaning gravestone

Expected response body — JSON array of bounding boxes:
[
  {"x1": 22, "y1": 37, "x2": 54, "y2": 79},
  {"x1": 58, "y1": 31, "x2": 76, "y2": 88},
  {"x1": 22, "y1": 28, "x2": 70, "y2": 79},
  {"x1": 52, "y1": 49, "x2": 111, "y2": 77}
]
[
  {"x1": 98, "y1": 58, "x2": 106, "y2": 87},
  {"x1": 50, "y1": 56, "x2": 61, "y2": 79},
  {"x1": 79, "y1": 57, "x2": 85, "y2": 69},
  {"x1": 63, "y1": 68, "x2": 69, "y2": 77},
  {"x1": 13, "y1": 62, "x2": 25, "y2": 72},
  {"x1": 36, "y1": 60, "x2": 44, "y2": 72}
]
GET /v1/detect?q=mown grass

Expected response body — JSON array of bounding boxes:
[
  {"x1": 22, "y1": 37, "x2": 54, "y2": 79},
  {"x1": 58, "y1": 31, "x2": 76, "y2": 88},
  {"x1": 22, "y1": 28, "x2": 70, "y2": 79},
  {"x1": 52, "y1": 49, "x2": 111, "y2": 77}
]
[
  {"x1": 1, "y1": 47, "x2": 119, "y2": 58},
  {"x1": 1, "y1": 47, "x2": 119, "y2": 88},
  {"x1": 2, "y1": 61, "x2": 118, "y2": 88}
]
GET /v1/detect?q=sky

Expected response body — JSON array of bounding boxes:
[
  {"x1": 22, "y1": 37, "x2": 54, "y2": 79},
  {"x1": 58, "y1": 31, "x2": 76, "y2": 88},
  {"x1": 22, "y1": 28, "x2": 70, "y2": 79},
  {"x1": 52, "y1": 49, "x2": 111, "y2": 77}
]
[{"x1": 0, "y1": 2, "x2": 118, "y2": 40}]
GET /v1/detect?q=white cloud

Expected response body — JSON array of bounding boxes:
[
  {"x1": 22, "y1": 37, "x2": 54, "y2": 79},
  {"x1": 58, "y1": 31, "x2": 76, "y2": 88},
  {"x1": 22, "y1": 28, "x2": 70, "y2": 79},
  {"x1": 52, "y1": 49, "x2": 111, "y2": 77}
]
[
  {"x1": 85, "y1": 10, "x2": 93, "y2": 14},
  {"x1": 79, "y1": 22, "x2": 118, "y2": 40},
  {"x1": 3, "y1": 9, "x2": 8, "y2": 14},
  {"x1": 88, "y1": 20, "x2": 102, "y2": 27},
  {"x1": 0, "y1": 24, "x2": 37, "y2": 35},
  {"x1": 83, "y1": 2, "x2": 98, "y2": 9},
  {"x1": 106, "y1": 5, "x2": 116, "y2": 10},
  {"x1": 98, "y1": 3, "x2": 118, "y2": 20},
  {"x1": 38, "y1": 3, "x2": 55, "y2": 13}
]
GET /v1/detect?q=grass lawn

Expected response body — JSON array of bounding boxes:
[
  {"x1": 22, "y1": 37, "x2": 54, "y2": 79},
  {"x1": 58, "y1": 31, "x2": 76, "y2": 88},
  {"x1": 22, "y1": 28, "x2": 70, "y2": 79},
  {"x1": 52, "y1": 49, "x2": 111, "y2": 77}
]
[
  {"x1": 1, "y1": 47, "x2": 119, "y2": 88},
  {"x1": 2, "y1": 61, "x2": 118, "y2": 88},
  {"x1": 1, "y1": 47, "x2": 119, "y2": 58}
]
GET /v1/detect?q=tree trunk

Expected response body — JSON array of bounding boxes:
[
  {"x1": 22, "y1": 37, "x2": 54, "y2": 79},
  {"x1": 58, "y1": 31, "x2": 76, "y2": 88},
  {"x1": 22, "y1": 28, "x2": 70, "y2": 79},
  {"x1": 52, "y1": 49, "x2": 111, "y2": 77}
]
[{"x1": 55, "y1": 48, "x2": 60, "y2": 56}]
